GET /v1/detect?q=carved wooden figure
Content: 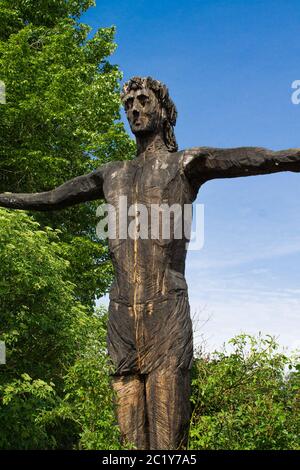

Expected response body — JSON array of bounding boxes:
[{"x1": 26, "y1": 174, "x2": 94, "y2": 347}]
[{"x1": 1, "y1": 77, "x2": 300, "y2": 449}]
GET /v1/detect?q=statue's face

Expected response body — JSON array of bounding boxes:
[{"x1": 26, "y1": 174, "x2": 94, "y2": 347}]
[{"x1": 123, "y1": 87, "x2": 163, "y2": 136}]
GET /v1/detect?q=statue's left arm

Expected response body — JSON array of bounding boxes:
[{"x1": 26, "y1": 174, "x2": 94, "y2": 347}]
[{"x1": 183, "y1": 146, "x2": 300, "y2": 188}]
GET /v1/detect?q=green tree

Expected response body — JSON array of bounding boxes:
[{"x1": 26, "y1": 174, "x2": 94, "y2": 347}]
[
  {"x1": 0, "y1": 0, "x2": 135, "y2": 307},
  {"x1": 189, "y1": 334, "x2": 300, "y2": 450}
]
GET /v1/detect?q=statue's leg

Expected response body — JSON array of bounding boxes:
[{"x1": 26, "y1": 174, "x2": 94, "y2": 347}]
[
  {"x1": 145, "y1": 367, "x2": 191, "y2": 450},
  {"x1": 112, "y1": 374, "x2": 149, "y2": 449}
]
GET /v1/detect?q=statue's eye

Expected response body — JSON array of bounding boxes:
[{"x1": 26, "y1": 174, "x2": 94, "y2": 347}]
[
  {"x1": 138, "y1": 95, "x2": 148, "y2": 107},
  {"x1": 125, "y1": 98, "x2": 133, "y2": 110}
]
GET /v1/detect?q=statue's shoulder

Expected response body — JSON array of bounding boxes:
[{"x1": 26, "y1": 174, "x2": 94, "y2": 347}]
[
  {"x1": 95, "y1": 159, "x2": 129, "y2": 178},
  {"x1": 180, "y1": 147, "x2": 212, "y2": 170},
  {"x1": 163, "y1": 149, "x2": 185, "y2": 167},
  {"x1": 182, "y1": 147, "x2": 210, "y2": 166},
  {"x1": 161, "y1": 148, "x2": 206, "y2": 173}
]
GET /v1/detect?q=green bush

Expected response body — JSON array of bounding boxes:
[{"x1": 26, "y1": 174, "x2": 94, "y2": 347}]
[
  {"x1": 189, "y1": 334, "x2": 300, "y2": 450},
  {"x1": 0, "y1": 209, "x2": 121, "y2": 449},
  {"x1": 40, "y1": 308, "x2": 123, "y2": 450}
]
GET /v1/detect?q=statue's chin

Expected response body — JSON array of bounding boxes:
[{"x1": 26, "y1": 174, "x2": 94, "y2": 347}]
[
  {"x1": 131, "y1": 126, "x2": 149, "y2": 136},
  {"x1": 131, "y1": 123, "x2": 160, "y2": 136}
]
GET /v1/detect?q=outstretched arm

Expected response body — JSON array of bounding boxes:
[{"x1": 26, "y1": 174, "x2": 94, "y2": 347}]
[
  {"x1": 0, "y1": 166, "x2": 107, "y2": 211},
  {"x1": 183, "y1": 146, "x2": 300, "y2": 188}
]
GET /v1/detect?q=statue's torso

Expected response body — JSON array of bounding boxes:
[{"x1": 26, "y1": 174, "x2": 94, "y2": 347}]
[
  {"x1": 102, "y1": 150, "x2": 195, "y2": 374},
  {"x1": 103, "y1": 150, "x2": 195, "y2": 305}
]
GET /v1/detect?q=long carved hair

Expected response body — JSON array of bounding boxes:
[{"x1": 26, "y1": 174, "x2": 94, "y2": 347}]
[{"x1": 121, "y1": 76, "x2": 178, "y2": 152}]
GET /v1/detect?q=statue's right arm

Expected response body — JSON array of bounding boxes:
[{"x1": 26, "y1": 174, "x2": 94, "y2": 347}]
[{"x1": 0, "y1": 165, "x2": 108, "y2": 211}]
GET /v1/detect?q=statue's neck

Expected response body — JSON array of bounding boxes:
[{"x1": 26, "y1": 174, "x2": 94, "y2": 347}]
[{"x1": 136, "y1": 131, "x2": 167, "y2": 157}]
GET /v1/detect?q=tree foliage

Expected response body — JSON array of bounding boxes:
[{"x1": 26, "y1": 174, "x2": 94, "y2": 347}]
[{"x1": 0, "y1": 0, "x2": 135, "y2": 307}]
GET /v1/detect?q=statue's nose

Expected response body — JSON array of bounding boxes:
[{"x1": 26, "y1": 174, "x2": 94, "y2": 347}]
[{"x1": 133, "y1": 109, "x2": 139, "y2": 119}]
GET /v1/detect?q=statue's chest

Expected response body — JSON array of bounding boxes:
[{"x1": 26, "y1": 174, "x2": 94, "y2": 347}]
[{"x1": 104, "y1": 158, "x2": 183, "y2": 206}]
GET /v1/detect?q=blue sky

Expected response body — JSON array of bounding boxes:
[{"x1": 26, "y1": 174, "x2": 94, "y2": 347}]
[{"x1": 86, "y1": 0, "x2": 300, "y2": 352}]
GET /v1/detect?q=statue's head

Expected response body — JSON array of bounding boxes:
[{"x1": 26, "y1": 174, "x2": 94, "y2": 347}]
[{"x1": 121, "y1": 76, "x2": 178, "y2": 152}]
